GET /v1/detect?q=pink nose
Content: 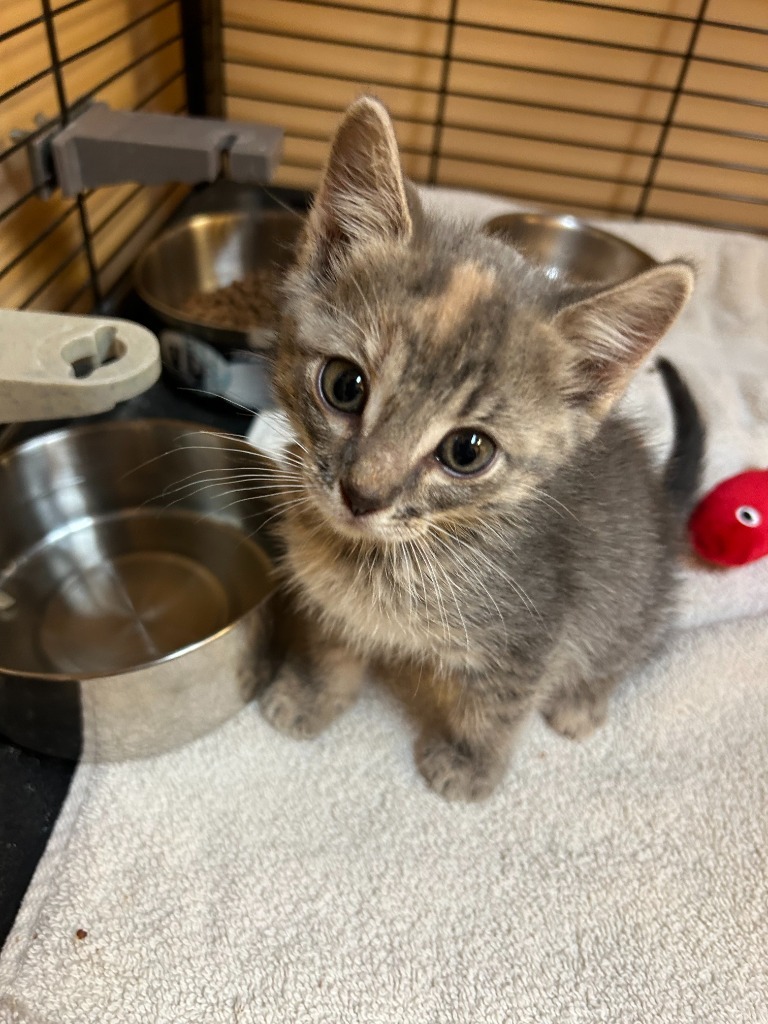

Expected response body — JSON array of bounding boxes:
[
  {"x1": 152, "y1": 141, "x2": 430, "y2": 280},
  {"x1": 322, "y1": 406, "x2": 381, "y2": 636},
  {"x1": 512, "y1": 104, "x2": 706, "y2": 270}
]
[{"x1": 339, "y1": 481, "x2": 388, "y2": 517}]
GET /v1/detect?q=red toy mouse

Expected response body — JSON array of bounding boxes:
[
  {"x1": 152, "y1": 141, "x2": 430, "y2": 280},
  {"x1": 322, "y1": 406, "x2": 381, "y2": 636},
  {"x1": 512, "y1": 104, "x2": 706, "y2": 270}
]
[{"x1": 689, "y1": 469, "x2": 768, "y2": 567}]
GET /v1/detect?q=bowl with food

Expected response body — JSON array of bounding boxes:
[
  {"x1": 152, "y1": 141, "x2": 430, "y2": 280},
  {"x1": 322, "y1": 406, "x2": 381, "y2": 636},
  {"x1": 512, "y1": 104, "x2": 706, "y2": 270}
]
[{"x1": 134, "y1": 209, "x2": 304, "y2": 350}]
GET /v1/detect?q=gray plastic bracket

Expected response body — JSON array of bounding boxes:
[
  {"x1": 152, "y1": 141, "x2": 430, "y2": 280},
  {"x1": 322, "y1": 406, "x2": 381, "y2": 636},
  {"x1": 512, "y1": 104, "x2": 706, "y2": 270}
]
[
  {"x1": 43, "y1": 103, "x2": 282, "y2": 197},
  {"x1": 10, "y1": 102, "x2": 94, "y2": 199}
]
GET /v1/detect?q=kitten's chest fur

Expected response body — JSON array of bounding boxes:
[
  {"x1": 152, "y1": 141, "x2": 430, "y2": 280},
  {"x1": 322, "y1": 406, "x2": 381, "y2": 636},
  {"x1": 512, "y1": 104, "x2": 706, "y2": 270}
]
[
  {"x1": 278, "y1": 512, "x2": 503, "y2": 674},
  {"x1": 277, "y1": 418, "x2": 679, "y2": 682}
]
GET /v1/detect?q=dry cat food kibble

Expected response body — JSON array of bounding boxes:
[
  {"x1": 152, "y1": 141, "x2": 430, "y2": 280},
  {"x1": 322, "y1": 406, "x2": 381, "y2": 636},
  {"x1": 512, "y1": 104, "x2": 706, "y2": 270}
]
[{"x1": 181, "y1": 269, "x2": 278, "y2": 330}]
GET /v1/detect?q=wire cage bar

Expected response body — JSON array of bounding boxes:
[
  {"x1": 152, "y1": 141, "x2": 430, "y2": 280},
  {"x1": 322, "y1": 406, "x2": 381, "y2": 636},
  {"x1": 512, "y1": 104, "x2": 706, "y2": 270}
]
[
  {"x1": 219, "y1": 0, "x2": 768, "y2": 234},
  {"x1": 1, "y1": 0, "x2": 766, "y2": 316},
  {"x1": 0, "y1": 0, "x2": 189, "y2": 313}
]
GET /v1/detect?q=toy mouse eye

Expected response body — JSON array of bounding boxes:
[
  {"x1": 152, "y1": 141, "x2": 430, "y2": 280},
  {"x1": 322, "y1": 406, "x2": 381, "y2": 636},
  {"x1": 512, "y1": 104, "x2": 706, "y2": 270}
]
[
  {"x1": 319, "y1": 358, "x2": 367, "y2": 414},
  {"x1": 736, "y1": 505, "x2": 762, "y2": 528}
]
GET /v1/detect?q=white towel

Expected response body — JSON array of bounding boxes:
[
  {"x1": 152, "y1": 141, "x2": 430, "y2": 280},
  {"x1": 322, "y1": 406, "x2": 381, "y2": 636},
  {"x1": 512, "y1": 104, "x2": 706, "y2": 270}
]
[{"x1": 2, "y1": 192, "x2": 767, "y2": 1024}]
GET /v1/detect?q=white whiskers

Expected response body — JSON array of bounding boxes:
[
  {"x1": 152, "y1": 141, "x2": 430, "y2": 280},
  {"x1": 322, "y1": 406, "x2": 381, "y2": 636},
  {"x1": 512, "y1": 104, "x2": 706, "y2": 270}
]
[{"x1": 429, "y1": 521, "x2": 540, "y2": 623}]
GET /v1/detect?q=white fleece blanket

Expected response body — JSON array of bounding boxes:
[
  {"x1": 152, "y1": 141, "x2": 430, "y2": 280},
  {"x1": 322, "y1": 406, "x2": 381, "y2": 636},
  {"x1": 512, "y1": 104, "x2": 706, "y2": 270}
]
[{"x1": 1, "y1": 192, "x2": 768, "y2": 1024}]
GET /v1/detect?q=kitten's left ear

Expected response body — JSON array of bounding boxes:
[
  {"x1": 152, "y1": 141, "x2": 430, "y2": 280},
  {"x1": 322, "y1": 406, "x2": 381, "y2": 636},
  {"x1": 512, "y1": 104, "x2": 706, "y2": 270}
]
[
  {"x1": 301, "y1": 96, "x2": 413, "y2": 277},
  {"x1": 554, "y1": 260, "x2": 695, "y2": 418}
]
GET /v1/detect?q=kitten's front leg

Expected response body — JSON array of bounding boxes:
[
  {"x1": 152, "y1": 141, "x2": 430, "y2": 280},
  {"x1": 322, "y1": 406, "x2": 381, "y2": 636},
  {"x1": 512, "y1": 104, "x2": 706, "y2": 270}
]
[
  {"x1": 414, "y1": 678, "x2": 532, "y2": 802},
  {"x1": 259, "y1": 601, "x2": 364, "y2": 739}
]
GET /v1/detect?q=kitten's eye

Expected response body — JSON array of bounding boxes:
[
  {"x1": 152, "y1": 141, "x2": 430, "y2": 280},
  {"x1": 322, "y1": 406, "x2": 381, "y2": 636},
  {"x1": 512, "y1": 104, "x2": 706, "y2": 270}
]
[
  {"x1": 319, "y1": 358, "x2": 367, "y2": 414},
  {"x1": 436, "y1": 429, "x2": 496, "y2": 476}
]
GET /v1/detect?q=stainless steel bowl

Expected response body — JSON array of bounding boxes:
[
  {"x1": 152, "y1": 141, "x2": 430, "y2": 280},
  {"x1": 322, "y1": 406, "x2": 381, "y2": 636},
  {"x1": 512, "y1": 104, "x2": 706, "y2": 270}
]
[
  {"x1": 483, "y1": 212, "x2": 656, "y2": 286},
  {"x1": 134, "y1": 209, "x2": 304, "y2": 350},
  {"x1": 0, "y1": 420, "x2": 277, "y2": 761}
]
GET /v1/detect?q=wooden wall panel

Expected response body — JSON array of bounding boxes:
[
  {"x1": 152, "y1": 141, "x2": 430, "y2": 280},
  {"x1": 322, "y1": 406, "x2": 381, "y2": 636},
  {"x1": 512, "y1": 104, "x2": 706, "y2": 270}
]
[
  {"x1": 1, "y1": 0, "x2": 766, "y2": 327},
  {"x1": 221, "y1": 0, "x2": 768, "y2": 234},
  {"x1": 0, "y1": 20, "x2": 52, "y2": 94},
  {"x1": 437, "y1": 156, "x2": 642, "y2": 215},
  {"x1": 61, "y1": 4, "x2": 183, "y2": 108},
  {"x1": 442, "y1": 93, "x2": 662, "y2": 156},
  {"x1": 456, "y1": 0, "x2": 693, "y2": 52},
  {"x1": 451, "y1": 25, "x2": 685, "y2": 90},
  {"x1": 91, "y1": 183, "x2": 187, "y2": 296},
  {"x1": 0, "y1": 203, "x2": 81, "y2": 310},
  {"x1": 222, "y1": 0, "x2": 449, "y2": 190},
  {"x1": 0, "y1": 1, "x2": 188, "y2": 316},
  {"x1": 447, "y1": 60, "x2": 673, "y2": 124},
  {"x1": 705, "y1": 0, "x2": 768, "y2": 29},
  {"x1": 224, "y1": 0, "x2": 448, "y2": 55},
  {"x1": 223, "y1": 28, "x2": 444, "y2": 90}
]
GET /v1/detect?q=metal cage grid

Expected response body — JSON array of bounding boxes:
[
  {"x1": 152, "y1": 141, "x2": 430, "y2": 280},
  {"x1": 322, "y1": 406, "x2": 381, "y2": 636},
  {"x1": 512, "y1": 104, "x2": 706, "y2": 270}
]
[
  {"x1": 218, "y1": 0, "x2": 768, "y2": 234},
  {"x1": 1, "y1": 0, "x2": 766, "y2": 317},
  {"x1": 0, "y1": 0, "x2": 189, "y2": 313}
]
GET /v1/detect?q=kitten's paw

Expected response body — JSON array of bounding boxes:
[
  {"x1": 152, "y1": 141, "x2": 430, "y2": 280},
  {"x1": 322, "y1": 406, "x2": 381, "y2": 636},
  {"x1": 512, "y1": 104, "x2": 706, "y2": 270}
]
[
  {"x1": 543, "y1": 691, "x2": 608, "y2": 741},
  {"x1": 416, "y1": 735, "x2": 502, "y2": 802},
  {"x1": 259, "y1": 666, "x2": 353, "y2": 739}
]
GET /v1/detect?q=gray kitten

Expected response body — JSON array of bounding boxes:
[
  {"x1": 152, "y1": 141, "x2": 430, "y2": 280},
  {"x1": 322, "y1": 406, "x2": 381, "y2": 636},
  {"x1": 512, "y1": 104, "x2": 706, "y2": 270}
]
[{"x1": 257, "y1": 97, "x2": 702, "y2": 801}]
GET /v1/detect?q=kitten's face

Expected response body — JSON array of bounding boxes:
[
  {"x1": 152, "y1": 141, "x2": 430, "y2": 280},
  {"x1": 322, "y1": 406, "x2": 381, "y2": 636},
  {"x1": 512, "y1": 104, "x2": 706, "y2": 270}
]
[
  {"x1": 276, "y1": 244, "x2": 578, "y2": 544},
  {"x1": 273, "y1": 97, "x2": 693, "y2": 546}
]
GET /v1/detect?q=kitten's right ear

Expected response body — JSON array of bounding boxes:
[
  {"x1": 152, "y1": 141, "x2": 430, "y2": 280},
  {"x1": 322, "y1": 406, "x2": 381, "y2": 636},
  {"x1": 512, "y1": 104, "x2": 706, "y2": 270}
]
[{"x1": 300, "y1": 97, "x2": 413, "y2": 277}]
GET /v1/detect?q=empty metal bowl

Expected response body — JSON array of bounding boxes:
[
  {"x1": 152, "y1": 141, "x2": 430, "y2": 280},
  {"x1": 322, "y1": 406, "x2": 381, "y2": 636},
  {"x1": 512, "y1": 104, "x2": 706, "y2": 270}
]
[
  {"x1": 0, "y1": 420, "x2": 277, "y2": 761},
  {"x1": 483, "y1": 212, "x2": 656, "y2": 286},
  {"x1": 134, "y1": 209, "x2": 304, "y2": 350}
]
